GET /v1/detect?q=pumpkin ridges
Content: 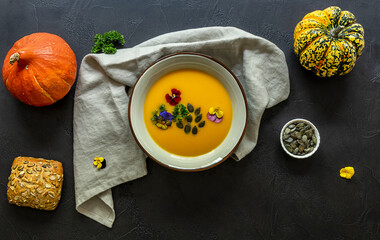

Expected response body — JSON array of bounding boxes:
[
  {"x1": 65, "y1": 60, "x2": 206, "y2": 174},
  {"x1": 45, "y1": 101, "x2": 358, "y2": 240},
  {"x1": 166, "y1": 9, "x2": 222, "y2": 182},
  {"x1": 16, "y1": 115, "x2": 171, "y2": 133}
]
[
  {"x1": 323, "y1": 6, "x2": 341, "y2": 28},
  {"x1": 323, "y1": 9, "x2": 331, "y2": 23},
  {"x1": 29, "y1": 57, "x2": 74, "y2": 100},
  {"x1": 337, "y1": 11, "x2": 356, "y2": 28},
  {"x1": 334, "y1": 11, "x2": 357, "y2": 30},
  {"x1": 294, "y1": 28, "x2": 323, "y2": 45},
  {"x1": 343, "y1": 21, "x2": 357, "y2": 29},
  {"x1": 316, "y1": 40, "x2": 333, "y2": 69},
  {"x1": 303, "y1": 10, "x2": 332, "y2": 27},
  {"x1": 29, "y1": 67, "x2": 57, "y2": 103},
  {"x1": 32, "y1": 80, "x2": 56, "y2": 103},
  {"x1": 335, "y1": 40, "x2": 346, "y2": 74},
  {"x1": 341, "y1": 23, "x2": 364, "y2": 35},
  {"x1": 21, "y1": 66, "x2": 50, "y2": 106},
  {"x1": 30, "y1": 65, "x2": 71, "y2": 102},
  {"x1": 294, "y1": 29, "x2": 325, "y2": 56},
  {"x1": 336, "y1": 39, "x2": 356, "y2": 76},
  {"x1": 298, "y1": 34, "x2": 324, "y2": 57},
  {"x1": 316, "y1": 41, "x2": 342, "y2": 77},
  {"x1": 303, "y1": 16, "x2": 329, "y2": 27},
  {"x1": 29, "y1": 45, "x2": 77, "y2": 86},
  {"x1": 294, "y1": 18, "x2": 325, "y2": 39},
  {"x1": 327, "y1": 41, "x2": 343, "y2": 77},
  {"x1": 336, "y1": 10, "x2": 344, "y2": 27},
  {"x1": 340, "y1": 33, "x2": 363, "y2": 56},
  {"x1": 5, "y1": 65, "x2": 33, "y2": 105},
  {"x1": 339, "y1": 23, "x2": 365, "y2": 58},
  {"x1": 299, "y1": 35, "x2": 332, "y2": 71},
  {"x1": 59, "y1": 77, "x2": 71, "y2": 87}
]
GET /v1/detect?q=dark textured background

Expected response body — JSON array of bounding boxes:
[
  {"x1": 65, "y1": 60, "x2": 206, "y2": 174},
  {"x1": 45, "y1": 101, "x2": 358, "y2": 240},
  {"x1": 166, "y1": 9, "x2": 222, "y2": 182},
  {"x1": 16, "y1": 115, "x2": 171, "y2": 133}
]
[{"x1": 1, "y1": 0, "x2": 379, "y2": 239}]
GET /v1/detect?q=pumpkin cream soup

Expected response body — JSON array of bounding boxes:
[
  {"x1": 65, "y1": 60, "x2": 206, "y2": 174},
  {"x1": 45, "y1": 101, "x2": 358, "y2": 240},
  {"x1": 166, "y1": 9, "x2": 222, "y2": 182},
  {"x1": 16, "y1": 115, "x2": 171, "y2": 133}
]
[{"x1": 144, "y1": 69, "x2": 233, "y2": 157}]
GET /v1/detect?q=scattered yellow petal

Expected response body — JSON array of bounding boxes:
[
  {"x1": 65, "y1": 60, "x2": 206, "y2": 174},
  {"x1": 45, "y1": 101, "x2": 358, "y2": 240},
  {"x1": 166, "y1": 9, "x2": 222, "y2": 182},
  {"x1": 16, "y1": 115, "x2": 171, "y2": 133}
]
[
  {"x1": 97, "y1": 163, "x2": 102, "y2": 169},
  {"x1": 99, "y1": 157, "x2": 104, "y2": 162},
  {"x1": 209, "y1": 107, "x2": 215, "y2": 115},
  {"x1": 216, "y1": 110, "x2": 224, "y2": 118},
  {"x1": 340, "y1": 166, "x2": 355, "y2": 179}
]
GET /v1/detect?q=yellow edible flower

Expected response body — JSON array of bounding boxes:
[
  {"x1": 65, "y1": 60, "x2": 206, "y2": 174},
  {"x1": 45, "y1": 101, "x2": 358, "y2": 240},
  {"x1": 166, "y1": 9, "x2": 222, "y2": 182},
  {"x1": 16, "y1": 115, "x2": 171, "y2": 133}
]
[
  {"x1": 93, "y1": 157, "x2": 106, "y2": 169},
  {"x1": 209, "y1": 106, "x2": 224, "y2": 118},
  {"x1": 340, "y1": 166, "x2": 355, "y2": 179}
]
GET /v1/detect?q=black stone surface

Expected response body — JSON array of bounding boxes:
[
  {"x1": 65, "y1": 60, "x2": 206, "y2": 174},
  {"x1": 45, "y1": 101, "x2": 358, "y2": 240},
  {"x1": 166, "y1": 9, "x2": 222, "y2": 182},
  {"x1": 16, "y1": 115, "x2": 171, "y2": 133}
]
[{"x1": 1, "y1": 0, "x2": 379, "y2": 239}]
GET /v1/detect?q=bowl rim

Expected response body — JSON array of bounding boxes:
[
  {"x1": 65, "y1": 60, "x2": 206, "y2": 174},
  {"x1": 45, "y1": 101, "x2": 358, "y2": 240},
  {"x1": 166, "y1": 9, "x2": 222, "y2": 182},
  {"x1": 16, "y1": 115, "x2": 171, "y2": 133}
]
[
  {"x1": 128, "y1": 52, "x2": 248, "y2": 171},
  {"x1": 280, "y1": 118, "x2": 321, "y2": 159}
]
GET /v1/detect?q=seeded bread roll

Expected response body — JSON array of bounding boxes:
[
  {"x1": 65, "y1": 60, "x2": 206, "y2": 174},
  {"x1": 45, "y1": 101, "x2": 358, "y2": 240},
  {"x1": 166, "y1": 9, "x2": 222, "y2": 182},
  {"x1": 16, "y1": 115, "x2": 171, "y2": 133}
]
[{"x1": 7, "y1": 156, "x2": 63, "y2": 211}]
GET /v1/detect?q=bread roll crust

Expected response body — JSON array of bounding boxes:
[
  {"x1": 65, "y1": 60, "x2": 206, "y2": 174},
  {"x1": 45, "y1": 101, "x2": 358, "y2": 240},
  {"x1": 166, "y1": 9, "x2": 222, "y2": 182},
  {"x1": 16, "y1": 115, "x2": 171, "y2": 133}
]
[{"x1": 7, "y1": 156, "x2": 63, "y2": 211}]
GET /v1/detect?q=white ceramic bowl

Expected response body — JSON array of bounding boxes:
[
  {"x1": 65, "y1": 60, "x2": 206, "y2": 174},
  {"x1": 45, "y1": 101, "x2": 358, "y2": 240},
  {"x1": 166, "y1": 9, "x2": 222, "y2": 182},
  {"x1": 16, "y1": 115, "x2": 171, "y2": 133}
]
[
  {"x1": 280, "y1": 118, "x2": 320, "y2": 159},
  {"x1": 129, "y1": 53, "x2": 247, "y2": 171}
]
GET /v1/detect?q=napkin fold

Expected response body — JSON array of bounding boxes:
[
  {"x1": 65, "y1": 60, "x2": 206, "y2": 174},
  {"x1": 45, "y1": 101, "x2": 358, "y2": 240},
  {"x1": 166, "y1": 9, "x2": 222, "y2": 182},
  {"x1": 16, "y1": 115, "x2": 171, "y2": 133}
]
[{"x1": 73, "y1": 26, "x2": 290, "y2": 228}]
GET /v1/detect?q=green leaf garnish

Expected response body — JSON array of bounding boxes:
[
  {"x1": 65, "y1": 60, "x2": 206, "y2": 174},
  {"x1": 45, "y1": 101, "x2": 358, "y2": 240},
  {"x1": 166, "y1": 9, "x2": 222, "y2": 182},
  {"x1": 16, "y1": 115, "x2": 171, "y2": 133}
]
[
  {"x1": 159, "y1": 104, "x2": 167, "y2": 112},
  {"x1": 172, "y1": 104, "x2": 189, "y2": 122},
  {"x1": 91, "y1": 30, "x2": 125, "y2": 54}
]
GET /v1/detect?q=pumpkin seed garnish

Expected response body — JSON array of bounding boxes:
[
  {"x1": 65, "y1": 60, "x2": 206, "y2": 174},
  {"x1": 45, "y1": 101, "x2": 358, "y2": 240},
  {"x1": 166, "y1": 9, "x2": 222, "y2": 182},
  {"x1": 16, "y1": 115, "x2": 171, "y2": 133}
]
[
  {"x1": 285, "y1": 137, "x2": 293, "y2": 143},
  {"x1": 187, "y1": 103, "x2": 194, "y2": 113},
  {"x1": 282, "y1": 121, "x2": 317, "y2": 156},
  {"x1": 293, "y1": 148, "x2": 299, "y2": 154},
  {"x1": 186, "y1": 114, "x2": 193, "y2": 123},
  {"x1": 184, "y1": 123, "x2": 191, "y2": 134},
  {"x1": 286, "y1": 145, "x2": 293, "y2": 153},
  {"x1": 176, "y1": 121, "x2": 184, "y2": 129},
  {"x1": 195, "y1": 114, "x2": 202, "y2": 123},
  {"x1": 48, "y1": 191, "x2": 55, "y2": 199},
  {"x1": 27, "y1": 162, "x2": 35, "y2": 167},
  {"x1": 312, "y1": 135, "x2": 317, "y2": 144},
  {"x1": 192, "y1": 126, "x2": 198, "y2": 135},
  {"x1": 194, "y1": 107, "x2": 201, "y2": 116},
  {"x1": 198, "y1": 121, "x2": 205, "y2": 128}
]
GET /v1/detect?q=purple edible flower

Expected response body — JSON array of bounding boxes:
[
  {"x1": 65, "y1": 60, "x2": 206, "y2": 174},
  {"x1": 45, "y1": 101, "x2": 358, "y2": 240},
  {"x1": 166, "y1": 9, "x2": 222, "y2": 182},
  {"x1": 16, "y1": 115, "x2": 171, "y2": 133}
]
[
  {"x1": 214, "y1": 116, "x2": 223, "y2": 123},
  {"x1": 207, "y1": 106, "x2": 223, "y2": 123},
  {"x1": 159, "y1": 111, "x2": 173, "y2": 121},
  {"x1": 207, "y1": 112, "x2": 217, "y2": 121},
  {"x1": 207, "y1": 112, "x2": 223, "y2": 123}
]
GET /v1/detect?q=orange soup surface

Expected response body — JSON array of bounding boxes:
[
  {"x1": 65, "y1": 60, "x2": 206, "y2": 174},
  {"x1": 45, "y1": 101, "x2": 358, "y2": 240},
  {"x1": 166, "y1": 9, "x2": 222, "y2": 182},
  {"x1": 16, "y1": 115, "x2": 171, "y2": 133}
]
[{"x1": 144, "y1": 69, "x2": 233, "y2": 157}]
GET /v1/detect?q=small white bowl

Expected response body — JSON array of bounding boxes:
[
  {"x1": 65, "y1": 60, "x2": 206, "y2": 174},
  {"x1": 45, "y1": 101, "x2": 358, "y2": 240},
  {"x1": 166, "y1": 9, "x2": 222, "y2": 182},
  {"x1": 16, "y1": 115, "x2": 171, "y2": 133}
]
[
  {"x1": 280, "y1": 118, "x2": 320, "y2": 159},
  {"x1": 129, "y1": 53, "x2": 247, "y2": 171}
]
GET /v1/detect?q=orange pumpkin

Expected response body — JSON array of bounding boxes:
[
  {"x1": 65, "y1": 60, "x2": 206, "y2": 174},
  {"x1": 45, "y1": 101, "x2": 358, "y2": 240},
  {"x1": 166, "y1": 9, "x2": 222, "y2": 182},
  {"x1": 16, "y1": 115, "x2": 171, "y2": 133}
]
[{"x1": 2, "y1": 33, "x2": 77, "y2": 106}]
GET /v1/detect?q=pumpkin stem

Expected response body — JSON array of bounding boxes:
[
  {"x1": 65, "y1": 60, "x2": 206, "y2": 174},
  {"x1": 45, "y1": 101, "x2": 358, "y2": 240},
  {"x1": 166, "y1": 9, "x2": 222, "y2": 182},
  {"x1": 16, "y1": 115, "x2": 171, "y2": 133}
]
[
  {"x1": 330, "y1": 25, "x2": 345, "y2": 38},
  {"x1": 9, "y1": 52, "x2": 20, "y2": 65}
]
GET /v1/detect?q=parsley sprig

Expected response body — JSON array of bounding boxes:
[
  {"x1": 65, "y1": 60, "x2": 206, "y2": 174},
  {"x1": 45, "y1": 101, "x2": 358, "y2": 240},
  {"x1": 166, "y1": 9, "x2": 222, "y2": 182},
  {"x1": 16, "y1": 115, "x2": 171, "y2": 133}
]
[
  {"x1": 172, "y1": 104, "x2": 189, "y2": 122},
  {"x1": 91, "y1": 30, "x2": 125, "y2": 54}
]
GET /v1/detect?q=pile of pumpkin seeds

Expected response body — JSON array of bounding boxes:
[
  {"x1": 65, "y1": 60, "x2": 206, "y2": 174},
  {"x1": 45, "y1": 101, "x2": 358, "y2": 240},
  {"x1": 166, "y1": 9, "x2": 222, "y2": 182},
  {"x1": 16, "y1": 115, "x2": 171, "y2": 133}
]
[
  {"x1": 282, "y1": 121, "x2": 318, "y2": 156},
  {"x1": 176, "y1": 103, "x2": 205, "y2": 135}
]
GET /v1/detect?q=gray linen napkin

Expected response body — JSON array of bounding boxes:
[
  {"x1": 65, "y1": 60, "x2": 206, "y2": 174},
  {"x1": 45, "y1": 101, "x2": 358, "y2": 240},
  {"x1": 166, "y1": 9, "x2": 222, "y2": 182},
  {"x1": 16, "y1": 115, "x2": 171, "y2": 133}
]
[{"x1": 73, "y1": 26, "x2": 290, "y2": 228}]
